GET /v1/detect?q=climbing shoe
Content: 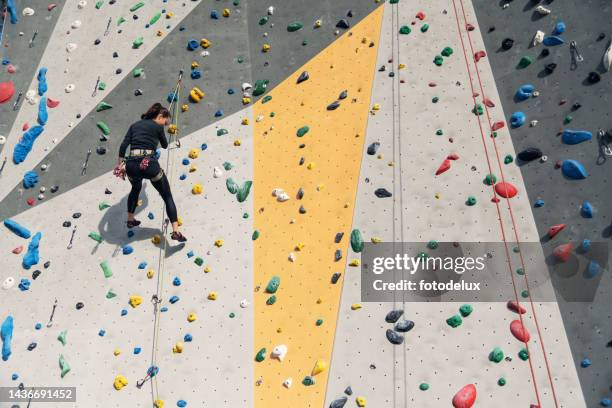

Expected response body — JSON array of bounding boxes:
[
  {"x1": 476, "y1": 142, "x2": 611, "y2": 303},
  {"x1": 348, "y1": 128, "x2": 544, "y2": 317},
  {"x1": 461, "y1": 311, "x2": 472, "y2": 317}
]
[
  {"x1": 171, "y1": 232, "x2": 187, "y2": 242},
  {"x1": 127, "y1": 220, "x2": 141, "y2": 228}
]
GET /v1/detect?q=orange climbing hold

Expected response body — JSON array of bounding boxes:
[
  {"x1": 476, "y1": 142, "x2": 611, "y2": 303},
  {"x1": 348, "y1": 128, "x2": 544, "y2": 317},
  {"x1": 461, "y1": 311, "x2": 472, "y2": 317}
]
[
  {"x1": 547, "y1": 224, "x2": 566, "y2": 239},
  {"x1": 510, "y1": 320, "x2": 530, "y2": 342},
  {"x1": 494, "y1": 182, "x2": 518, "y2": 198},
  {"x1": 435, "y1": 159, "x2": 451, "y2": 175},
  {"x1": 452, "y1": 384, "x2": 477, "y2": 408},
  {"x1": 553, "y1": 242, "x2": 573, "y2": 263},
  {"x1": 0, "y1": 81, "x2": 15, "y2": 104}
]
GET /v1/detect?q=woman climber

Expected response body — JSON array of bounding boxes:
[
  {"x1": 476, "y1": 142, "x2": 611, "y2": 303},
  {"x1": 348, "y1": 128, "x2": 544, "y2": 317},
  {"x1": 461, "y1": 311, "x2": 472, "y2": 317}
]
[{"x1": 114, "y1": 102, "x2": 187, "y2": 242}]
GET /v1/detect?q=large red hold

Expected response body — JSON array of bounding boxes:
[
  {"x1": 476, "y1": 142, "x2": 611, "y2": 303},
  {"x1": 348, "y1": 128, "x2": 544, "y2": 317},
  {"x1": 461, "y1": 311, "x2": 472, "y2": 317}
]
[
  {"x1": 510, "y1": 320, "x2": 531, "y2": 342},
  {"x1": 507, "y1": 300, "x2": 527, "y2": 314},
  {"x1": 0, "y1": 81, "x2": 15, "y2": 104},
  {"x1": 452, "y1": 384, "x2": 477, "y2": 408},
  {"x1": 494, "y1": 182, "x2": 518, "y2": 198},
  {"x1": 436, "y1": 159, "x2": 451, "y2": 175},
  {"x1": 47, "y1": 98, "x2": 60, "y2": 108},
  {"x1": 548, "y1": 224, "x2": 566, "y2": 239},
  {"x1": 553, "y1": 242, "x2": 573, "y2": 263}
]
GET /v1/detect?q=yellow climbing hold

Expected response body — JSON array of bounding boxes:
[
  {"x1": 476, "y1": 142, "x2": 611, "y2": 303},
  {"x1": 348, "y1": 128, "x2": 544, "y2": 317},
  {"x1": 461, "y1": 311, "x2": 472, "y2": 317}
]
[
  {"x1": 208, "y1": 292, "x2": 217, "y2": 300},
  {"x1": 262, "y1": 43, "x2": 271, "y2": 52},
  {"x1": 356, "y1": 396, "x2": 367, "y2": 407},
  {"x1": 181, "y1": 104, "x2": 189, "y2": 112},
  {"x1": 242, "y1": 97, "x2": 251, "y2": 105},
  {"x1": 200, "y1": 38, "x2": 211, "y2": 48},
  {"x1": 222, "y1": 8, "x2": 230, "y2": 17},
  {"x1": 188, "y1": 148, "x2": 199, "y2": 159},
  {"x1": 113, "y1": 348, "x2": 121, "y2": 356},
  {"x1": 191, "y1": 61, "x2": 199, "y2": 69},
  {"x1": 371, "y1": 237, "x2": 382, "y2": 243},
  {"x1": 113, "y1": 375, "x2": 128, "y2": 390},
  {"x1": 349, "y1": 259, "x2": 360, "y2": 267},
  {"x1": 151, "y1": 234, "x2": 161, "y2": 244},
  {"x1": 372, "y1": 103, "x2": 380, "y2": 111},
  {"x1": 129, "y1": 295, "x2": 142, "y2": 308},
  {"x1": 156, "y1": 30, "x2": 164, "y2": 37},
  {"x1": 203, "y1": 266, "x2": 211, "y2": 273},
  {"x1": 166, "y1": 11, "x2": 174, "y2": 18},
  {"x1": 168, "y1": 124, "x2": 177, "y2": 134},
  {"x1": 192, "y1": 184, "x2": 203, "y2": 194},
  {"x1": 399, "y1": 63, "x2": 406, "y2": 69},
  {"x1": 234, "y1": 139, "x2": 241, "y2": 146},
  {"x1": 307, "y1": 162, "x2": 315, "y2": 170},
  {"x1": 177, "y1": 216, "x2": 183, "y2": 226},
  {"x1": 241, "y1": 118, "x2": 249, "y2": 125},
  {"x1": 189, "y1": 165, "x2": 197, "y2": 173},
  {"x1": 435, "y1": 192, "x2": 440, "y2": 199},
  {"x1": 173, "y1": 342, "x2": 184, "y2": 353},
  {"x1": 351, "y1": 303, "x2": 362, "y2": 310},
  {"x1": 187, "y1": 313, "x2": 197, "y2": 322},
  {"x1": 295, "y1": 243, "x2": 305, "y2": 251},
  {"x1": 316, "y1": 298, "x2": 323, "y2": 304},
  {"x1": 154, "y1": 400, "x2": 164, "y2": 408},
  {"x1": 189, "y1": 87, "x2": 205, "y2": 103},
  {"x1": 215, "y1": 239, "x2": 224, "y2": 247},
  {"x1": 312, "y1": 359, "x2": 327, "y2": 376},
  {"x1": 314, "y1": 19, "x2": 322, "y2": 28},
  {"x1": 147, "y1": 269, "x2": 155, "y2": 279}
]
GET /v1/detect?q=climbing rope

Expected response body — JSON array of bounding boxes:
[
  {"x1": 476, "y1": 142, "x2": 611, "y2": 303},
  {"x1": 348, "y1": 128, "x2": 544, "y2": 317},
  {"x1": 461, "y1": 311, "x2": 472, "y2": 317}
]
[{"x1": 147, "y1": 70, "x2": 184, "y2": 406}]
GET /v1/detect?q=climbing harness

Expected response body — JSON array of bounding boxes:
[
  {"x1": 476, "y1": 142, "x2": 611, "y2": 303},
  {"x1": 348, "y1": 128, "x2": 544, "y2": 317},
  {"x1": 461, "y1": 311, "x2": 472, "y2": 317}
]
[
  {"x1": 46, "y1": 298, "x2": 58, "y2": 328},
  {"x1": 569, "y1": 41, "x2": 583, "y2": 71},
  {"x1": 81, "y1": 148, "x2": 92, "y2": 176},
  {"x1": 67, "y1": 225, "x2": 77, "y2": 249}
]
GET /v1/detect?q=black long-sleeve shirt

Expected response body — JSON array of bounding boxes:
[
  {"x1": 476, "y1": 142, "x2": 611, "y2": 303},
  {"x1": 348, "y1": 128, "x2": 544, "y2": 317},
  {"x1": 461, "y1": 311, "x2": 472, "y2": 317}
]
[{"x1": 119, "y1": 119, "x2": 168, "y2": 157}]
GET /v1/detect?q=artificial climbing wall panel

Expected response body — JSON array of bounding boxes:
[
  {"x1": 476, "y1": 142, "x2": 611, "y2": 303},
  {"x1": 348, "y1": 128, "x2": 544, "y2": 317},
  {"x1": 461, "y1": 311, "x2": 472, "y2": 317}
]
[
  {"x1": 252, "y1": 6, "x2": 384, "y2": 408},
  {"x1": 0, "y1": 109, "x2": 254, "y2": 408},
  {"x1": 325, "y1": 1, "x2": 585, "y2": 407}
]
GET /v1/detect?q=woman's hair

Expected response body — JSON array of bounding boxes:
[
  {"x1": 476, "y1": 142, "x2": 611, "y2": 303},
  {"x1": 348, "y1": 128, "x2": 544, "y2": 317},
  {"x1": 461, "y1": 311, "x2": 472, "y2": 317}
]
[{"x1": 141, "y1": 103, "x2": 171, "y2": 120}]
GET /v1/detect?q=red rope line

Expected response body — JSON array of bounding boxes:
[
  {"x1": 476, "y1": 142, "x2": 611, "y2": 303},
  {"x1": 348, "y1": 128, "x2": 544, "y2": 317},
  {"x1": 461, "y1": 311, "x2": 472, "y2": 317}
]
[
  {"x1": 449, "y1": 0, "x2": 542, "y2": 405},
  {"x1": 455, "y1": 1, "x2": 560, "y2": 406}
]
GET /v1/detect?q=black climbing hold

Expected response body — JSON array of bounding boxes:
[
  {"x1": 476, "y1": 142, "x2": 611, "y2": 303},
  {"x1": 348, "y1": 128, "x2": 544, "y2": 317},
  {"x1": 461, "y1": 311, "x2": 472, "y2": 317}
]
[
  {"x1": 385, "y1": 309, "x2": 404, "y2": 323},
  {"x1": 94, "y1": 38, "x2": 101, "y2": 45},
  {"x1": 395, "y1": 319, "x2": 415, "y2": 332},
  {"x1": 367, "y1": 142, "x2": 380, "y2": 155},
  {"x1": 346, "y1": 10, "x2": 353, "y2": 18},
  {"x1": 299, "y1": 157, "x2": 305, "y2": 165},
  {"x1": 517, "y1": 147, "x2": 543, "y2": 162},
  {"x1": 327, "y1": 101, "x2": 340, "y2": 110},
  {"x1": 76, "y1": 302, "x2": 84, "y2": 310},
  {"x1": 374, "y1": 188, "x2": 392, "y2": 198},
  {"x1": 32, "y1": 270, "x2": 41, "y2": 280},
  {"x1": 598, "y1": 33, "x2": 606, "y2": 41},
  {"x1": 488, "y1": 26, "x2": 495, "y2": 33},
  {"x1": 587, "y1": 72, "x2": 601, "y2": 84},
  {"x1": 299, "y1": 205, "x2": 306, "y2": 214},
  {"x1": 113, "y1": 51, "x2": 118, "y2": 58},
  {"x1": 115, "y1": 68, "x2": 122, "y2": 75},
  {"x1": 76, "y1": 113, "x2": 81, "y2": 119},
  {"x1": 334, "y1": 232, "x2": 344, "y2": 243},
  {"x1": 607, "y1": 340, "x2": 612, "y2": 347},
  {"x1": 501, "y1": 38, "x2": 514, "y2": 50},
  {"x1": 388, "y1": 72, "x2": 395, "y2": 78},
  {"x1": 296, "y1": 71, "x2": 309, "y2": 84},
  {"x1": 544, "y1": 63, "x2": 557, "y2": 74},
  {"x1": 331, "y1": 272, "x2": 341, "y2": 284},
  {"x1": 298, "y1": 144, "x2": 305, "y2": 149},
  {"x1": 540, "y1": 48, "x2": 550, "y2": 57},
  {"x1": 50, "y1": 185, "x2": 59, "y2": 193},
  {"x1": 344, "y1": 386, "x2": 353, "y2": 396},
  {"x1": 296, "y1": 188, "x2": 304, "y2": 200},
  {"x1": 96, "y1": 146, "x2": 107, "y2": 155},
  {"x1": 334, "y1": 250, "x2": 342, "y2": 262},
  {"x1": 134, "y1": 89, "x2": 143, "y2": 96},
  {"x1": 62, "y1": 221, "x2": 71, "y2": 227},
  {"x1": 105, "y1": 188, "x2": 112, "y2": 194},
  {"x1": 27, "y1": 342, "x2": 37, "y2": 351},
  {"x1": 571, "y1": 102, "x2": 581, "y2": 111},
  {"x1": 338, "y1": 90, "x2": 348, "y2": 100},
  {"x1": 378, "y1": 65, "x2": 386, "y2": 72},
  {"x1": 72, "y1": 212, "x2": 81, "y2": 219},
  {"x1": 386, "y1": 329, "x2": 404, "y2": 345},
  {"x1": 336, "y1": 19, "x2": 350, "y2": 29},
  {"x1": 329, "y1": 396, "x2": 348, "y2": 408},
  {"x1": 44, "y1": 261, "x2": 50, "y2": 268}
]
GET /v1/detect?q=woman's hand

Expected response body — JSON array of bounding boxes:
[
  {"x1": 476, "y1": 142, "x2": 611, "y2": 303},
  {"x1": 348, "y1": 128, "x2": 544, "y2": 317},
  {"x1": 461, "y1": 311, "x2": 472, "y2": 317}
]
[{"x1": 113, "y1": 159, "x2": 126, "y2": 180}]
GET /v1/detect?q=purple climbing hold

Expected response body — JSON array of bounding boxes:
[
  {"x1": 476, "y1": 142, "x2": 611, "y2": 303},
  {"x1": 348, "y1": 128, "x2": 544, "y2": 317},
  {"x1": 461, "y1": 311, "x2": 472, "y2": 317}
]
[{"x1": 561, "y1": 160, "x2": 588, "y2": 179}]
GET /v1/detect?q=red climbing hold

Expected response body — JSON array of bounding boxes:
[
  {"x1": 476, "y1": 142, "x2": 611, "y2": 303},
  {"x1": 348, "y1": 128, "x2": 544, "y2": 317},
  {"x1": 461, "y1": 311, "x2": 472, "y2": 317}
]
[
  {"x1": 472, "y1": 92, "x2": 479, "y2": 98},
  {"x1": 435, "y1": 159, "x2": 451, "y2": 175},
  {"x1": 491, "y1": 196, "x2": 500, "y2": 203},
  {"x1": 48, "y1": 3, "x2": 57, "y2": 11},
  {"x1": 12, "y1": 246, "x2": 24, "y2": 254},
  {"x1": 26, "y1": 197, "x2": 36, "y2": 206},
  {"x1": 483, "y1": 97, "x2": 495, "y2": 107},
  {"x1": 0, "y1": 81, "x2": 15, "y2": 104},
  {"x1": 553, "y1": 242, "x2": 573, "y2": 263},
  {"x1": 447, "y1": 153, "x2": 460, "y2": 160},
  {"x1": 474, "y1": 50, "x2": 487, "y2": 62},
  {"x1": 491, "y1": 121, "x2": 505, "y2": 131},
  {"x1": 415, "y1": 11, "x2": 425, "y2": 20},
  {"x1": 47, "y1": 98, "x2": 60, "y2": 108},
  {"x1": 507, "y1": 300, "x2": 527, "y2": 315},
  {"x1": 428, "y1": 82, "x2": 437, "y2": 87},
  {"x1": 494, "y1": 182, "x2": 518, "y2": 198},
  {"x1": 452, "y1": 384, "x2": 477, "y2": 408},
  {"x1": 465, "y1": 23, "x2": 475, "y2": 31},
  {"x1": 510, "y1": 320, "x2": 530, "y2": 342},
  {"x1": 548, "y1": 224, "x2": 566, "y2": 239}
]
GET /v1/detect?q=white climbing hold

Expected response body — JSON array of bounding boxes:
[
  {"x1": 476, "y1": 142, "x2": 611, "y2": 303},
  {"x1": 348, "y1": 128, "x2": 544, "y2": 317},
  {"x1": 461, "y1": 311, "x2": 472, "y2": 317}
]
[
  {"x1": 200, "y1": 50, "x2": 209, "y2": 57},
  {"x1": 22, "y1": 7, "x2": 35, "y2": 16},
  {"x1": 0, "y1": 135, "x2": 6, "y2": 145},
  {"x1": 39, "y1": 186, "x2": 46, "y2": 193},
  {"x1": 271, "y1": 345, "x2": 288, "y2": 361},
  {"x1": 66, "y1": 43, "x2": 78, "y2": 53},
  {"x1": 532, "y1": 30, "x2": 545, "y2": 46},
  {"x1": 541, "y1": 155, "x2": 548, "y2": 162},
  {"x1": 239, "y1": 299, "x2": 249, "y2": 308},
  {"x1": 532, "y1": 91, "x2": 540, "y2": 97},
  {"x1": 71, "y1": 20, "x2": 82, "y2": 29},
  {"x1": 242, "y1": 82, "x2": 252, "y2": 91},
  {"x1": 65, "y1": 84, "x2": 75, "y2": 93},
  {"x1": 282, "y1": 378, "x2": 292, "y2": 389},
  {"x1": 77, "y1": 0, "x2": 87, "y2": 9},
  {"x1": 255, "y1": 115, "x2": 264, "y2": 122},
  {"x1": 2, "y1": 277, "x2": 15, "y2": 290},
  {"x1": 37, "y1": 194, "x2": 44, "y2": 200},
  {"x1": 530, "y1": 120, "x2": 538, "y2": 127},
  {"x1": 68, "y1": 122, "x2": 74, "y2": 127},
  {"x1": 267, "y1": 6, "x2": 274, "y2": 15},
  {"x1": 603, "y1": 40, "x2": 612, "y2": 72},
  {"x1": 288, "y1": 252, "x2": 295, "y2": 262},
  {"x1": 213, "y1": 167, "x2": 223, "y2": 178},
  {"x1": 535, "y1": 5, "x2": 551, "y2": 15},
  {"x1": 41, "y1": 164, "x2": 47, "y2": 170},
  {"x1": 25, "y1": 90, "x2": 38, "y2": 105}
]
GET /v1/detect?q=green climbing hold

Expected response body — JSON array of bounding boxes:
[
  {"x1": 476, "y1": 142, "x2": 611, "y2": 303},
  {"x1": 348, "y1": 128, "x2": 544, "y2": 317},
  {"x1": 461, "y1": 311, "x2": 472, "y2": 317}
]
[
  {"x1": 243, "y1": 212, "x2": 249, "y2": 219},
  {"x1": 130, "y1": 1, "x2": 144, "y2": 12},
  {"x1": 433, "y1": 55, "x2": 444, "y2": 66},
  {"x1": 432, "y1": 96, "x2": 439, "y2": 103},
  {"x1": 417, "y1": 251, "x2": 428, "y2": 259},
  {"x1": 194, "y1": 257, "x2": 203, "y2": 266},
  {"x1": 255, "y1": 348, "x2": 266, "y2": 362},
  {"x1": 237, "y1": 181, "x2": 252, "y2": 203},
  {"x1": 427, "y1": 240, "x2": 438, "y2": 250},
  {"x1": 446, "y1": 314, "x2": 462, "y2": 328},
  {"x1": 419, "y1": 383, "x2": 429, "y2": 391},
  {"x1": 489, "y1": 347, "x2": 504, "y2": 363},
  {"x1": 441, "y1": 47, "x2": 454, "y2": 57},
  {"x1": 149, "y1": 12, "x2": 161, "y2": 26},
  {"x1": 233, "y1": 0, "x2": 240, "y2": 6},
  {"x1": 95, "y1": 1, "x2": 103, "y2": 9},
  {"x1": 302, "y1": 40, "x2": 308, "y2": 46},
  {"x1": 133, "y1": 68, "x2": 144, "y2": 77},
  {"x1": 96, "y1": 102, "x2": 112, "y2": 112},
  {"x1": 237, "y1": 56, "x2": 244, "y2": 64},
  {"x1": 513, "y1": 246, "x2": 520, "y2": 253},
  {"x1": 226, "y1": 178, "x2": 239, "y2": 194},
  {"x1": 459, "y1": 304, "x2": 473, "y2": 317},
  {"x1": 106, "y1": 289, "x2": 117, "y2": 299},
  {"x1": 350, "y1": 229, "x2": 364, "y2": 253},
  {"x1": 259, "y1": 16, "x2": 269, "y2": 25},
  {"x1": 421, "y1": 23, "x2": 429, "y2": 33},
  {"x1": 435, "y1": 128, "x2": 443, "y2": 135},
  {"x1": 302, "y1": 376, "x2": 315, "y2": 386},
  {"x1": 217, "y1": 128, "x2": 228, "y2": 136},
  {"x1": 59, "y1": 354, "x2": 71, "y2": 378},
  {"x1": 484, "y1": 174, "x2": 497, "y2": 185},
  {"x1": 96, "y1": 121, "x2": 110, "y2": 135},
  {"x1": 518, "y1": 348, "x2": 529, "y2": 361},
  {"x1": 89, "y1": 232, "x2": 103, "y2": 243},
  {"x1": 564, "y1": 115, "x2": 573, "y2": 124},
  {"x1": 266, "y1": 276, "x2": 280, "y2": 293},
  {"x1": 100, "y1": 260, "x2": 113, "y2": 278},
  {"x1": 491, "y1": 131, "x2": 498, "y2": 138},
  {"x1": 98, "y1": 82, "x2": 106, "y2": 91},
  {"x1": 266, "y1": 295, "x2": 277, "y2": 305},
  {"x1": 466, "y1": 196, "x2": 477, "y2": 206},
  {"x1": 117, "y1": 16, "x2": 126, "y2": 26},
  {"x1": 133, "y1": 37, "x2": 144, "y2": 49},
  {"x1": 390, "y1": 0, "x2": 399, "y2": 3},
  {"x1": 99, "y1": 201, "x2": 110, "y2": 210},
  {"x1": 518, "y1": 56, "x2": 533, "y2": 68},
  {"x1": 252, "y1": 79, "x2": 269, "y2": 96},
  {"x1": 262, "y1": 95, "x2": 272, "y2": 104},
  {"x1": 521, "y1": 290, "x2": 529, "y2": 298},
  {"x1": 504, "y1": 154, "x2": 513, "y2": 164},
  {"x1": 472, "y1": 104, "x2": 484, "y2": 116},
  {"x1": 287, "y1": 22, "x2": 304, "y2": 32},
  {"x1": 229, "y1": 312, "x2": 235, "y2": 318},
  {"x1": 223, "y1": 161, "x2": 233, "y2": 170},
  {"x1": 252, "y1": 230, "x2": 260, "y2": 240},
  {"x1": 316, "y1": 319, "x2": 323, "y2": 326},
  {"x1": 498, "y1": 377, "x2": 506, "y2": 386},
  {"x1": 58, "y1": 330, "x2": 68, "y2": 346},
  {"x1": 399, "y1": 25, "x2": 411, "y2": 35},
  {"x1": 296, "y1": 126, "x2": 310, "y2": 137},
  {"x1": 516, "y1": 267, "x2": 524, "y2": 275}
]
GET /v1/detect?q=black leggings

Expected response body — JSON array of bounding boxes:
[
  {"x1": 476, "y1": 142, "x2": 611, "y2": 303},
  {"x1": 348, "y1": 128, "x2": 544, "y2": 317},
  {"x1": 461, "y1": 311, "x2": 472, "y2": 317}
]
[{"x1": 126, "y1": 157, "x2": 178, "y2": 223}]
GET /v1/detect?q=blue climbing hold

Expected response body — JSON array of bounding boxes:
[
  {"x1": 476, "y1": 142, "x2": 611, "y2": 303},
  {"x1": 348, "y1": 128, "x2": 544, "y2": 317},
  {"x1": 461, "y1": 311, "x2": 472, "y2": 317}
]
[
  {"x1": 177, "y1": 400, "x2": 187, "y2": 407},
  {"x1": 127, "y1": 230, "x2": 135, "y2": 238},
  {"x1": 179, "y1": 174, "x2": 187, "y2": 180},
  {"x1": 13, "y1": 125, "x2": 45, "y2": 164},
  {"x1": 138, "y1": 261, "x2": 147, "y2": 269},
  {"x1": 510, "y1": 112, "x2": 526, "y2": 128},
  {"x1": 148, "y1": 212, "x2": 154, "y2": 220},
  {"x1": 12, "y1": 373, "x2": 18, "y2": 380},
  {"x1": 227, "y1": 88, "x2": 234, "y2": 95},
  {"x1": 553, "y1": 22, "x2": 566, "y2": 35},
  {"x1": 6, "y1": 0, "x2": 18, "y2": 24},
  {"x1": 210, "y1": 9, "x2": 219, "y2": 18},
  {"x1": 534, "y1": 199, "x2": 545, "y2": 208},
  {"x1": 182, "y1": 158, "x2": 190, "y2": 165},
  {"x1": 172, "y1": 277, "x2": 181, "y2": 286},
  {"x1": 38, "y1": 97, "x2": 48, "y2": 125},
  {"x1": 1, "y1": 59, "x2": 9, "y2": 65},
  {"x1": 134, "y1": 347, "x2": 142, "y2": 354},
  {"x1": 581, "y1": 201, "x2": 593, "y2": 218},
  {"x1": 1, "y1": 316, "x2": 14, "y2": 361},
  {"x1": 581, "y1": 358, "x2": 592, "y2": 368},
  {"x1": 214, "y1": 109, "x2": 224, "y2": 117},
  {"x1": 18, "y1": 278, "x2": 30, "y2": 291},
  {"x1": 154, "y1": 149, "x2": 161, "y2": 160},
  {"x1": 98, "y1": 329, "x2": 106, "y2": 336},
  {"x1": 169, "y1": 295, "x2": 179, "y2": 304},
  {"x1": 122, "y1": 245, "x2": 134, "y2": 255},
  {"x1": 201, "y1": 143, "x2": 208, "y2": 151},
  {"x1": 190, "y1": 70, "x2": 201, "y2": 79},
  {"x1": 561, "y1": 160, "x2": 588, "y2": 179},
  {"x1": 562, "y1": 130, "x2": 592, "y2": 145},
  {"x1": 543, "y1": 36, "x2": 565, "y2": 46},
  {"x1": 4, "y1": 219, "x2": 32, "y2": 239},
  {"x1": 515, "y1": 84, "x2": 534, "y2": 101},
  {"x1": 601, "y1": 398, "x2": 612, "y2": 407},
  {"x1": 160, "y1": 307, "x2": 168, "y2": 312},
  {"x1": 187, "y1": 250, "x2": 194, "y2": 258},
  {"x1": 184, "y1": 334, "x2": 193, "y2": 342},
  {"x1": 582, "y1": 239, "x2": 591, "y2": 251},
  {"x1": 585, "y1": 260, "x2": 600, "y2": 279},
  {"x1": 37, "y1": 68, "x2": 48, "y2": 95},
  {"x1": 35, "y1": 323, "x2": 42, "y2": 330},
  {"x1": 22, "y1": 232, "x2": 41, "y2": 269},
  {"x1": 121, "y1": 309, "x2": 128, "y2": 316},
  {"x1": 167, "y1": 92, "x2": 178, "y2": 103},
  {"x1": 186, "y1": 39, "x2": 199, "y2": 51},
  {"x1": 23, "y1": 171, "x2": 39, "y2": 189}
]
